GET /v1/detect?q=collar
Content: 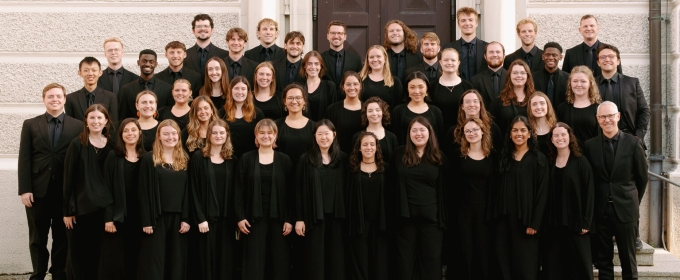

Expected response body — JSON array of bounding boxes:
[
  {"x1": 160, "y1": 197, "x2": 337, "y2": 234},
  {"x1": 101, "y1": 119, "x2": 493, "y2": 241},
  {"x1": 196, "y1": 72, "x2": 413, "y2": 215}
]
[
  {"x1": 488, "y1": 67, "x2": 502, "y2": 76},
  {"x1": 198, "y1": 43, "x2": 212, "y2": 52},
  {"x1": 107, "y1": 67, "x2": 123, "y2": 75},
  {"x1": 169, "y1": 67, "x2": 184, "y2": 75},
  {"x1": 522, "y1": 46, "x2": 538, "y2": 56},
  {"x1": 603, "y1": 130, "x2": 621, "y2": 142},
  {"x1": 46, "y1": 112, "x2": 65, "y2": 123},
  {"x1": 227, "y1": 55, "x2": 243, "y2": 65},
  {"x1": 543, "y1": 67, "x2": 559, "y2": 74},
  {"x1": 426, "y1": 61, "x2": 439, "y2": 70},
  {"x1": 328, "y1": 49, "x2": 345, "y2": 57},
  {"x1": 391, "y1": 48, "x2": 405, "y2": 57},
  {"x1": 286, "y1": 59, "x2": 301, "y2": 68},
  {"x1": 462, "y1": 37, "x2": 478, "y2": 46},
  {"x1": 599, "y1": 72, "x2": 620, "y2": 84},
  {"x1": 583, "y1": 40, "x2": 600, "y2": 51},
  {"x1": 139, "y1": 76, "x2": 156, "y2": 85}
]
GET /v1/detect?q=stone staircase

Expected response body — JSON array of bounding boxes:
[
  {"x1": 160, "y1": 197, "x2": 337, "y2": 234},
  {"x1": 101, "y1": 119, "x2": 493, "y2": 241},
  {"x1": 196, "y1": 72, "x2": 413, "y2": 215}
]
[{"x1": 594, "y1": 242, "x2": 680, "y2": 279}]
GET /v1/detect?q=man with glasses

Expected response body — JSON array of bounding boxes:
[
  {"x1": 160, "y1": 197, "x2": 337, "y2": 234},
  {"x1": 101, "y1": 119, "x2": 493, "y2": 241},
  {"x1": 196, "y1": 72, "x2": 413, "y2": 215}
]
[
  {"x1": 320, "y1": 20, "x2": 362, "y2": 90},
  {"x1": 98, "y1": 37, "x2": 139, "y2": 96},
  {"x1": 184, "y1": 14, "x2": 229, "y2": 78},
  {"x1": 563, "y1": 15, "x2": 622, "y2": 76},
  {"x1": 532, "y1": 42, "x2": 568, "y2": 106},
  {"x1": 584, "y1": 101, "x2": 648, "y2": 280}
]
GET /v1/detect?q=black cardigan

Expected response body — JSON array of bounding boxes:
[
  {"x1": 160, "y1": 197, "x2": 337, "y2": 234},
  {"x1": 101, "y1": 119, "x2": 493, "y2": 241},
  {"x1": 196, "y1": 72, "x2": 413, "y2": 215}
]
[
  {"x1": 235, "y1": 150, "x2": 293, "y2": 223},
  {"x1": 345, "y1": 169, "x2": 387, "y2": 236},
  {"x1": 295, "y1": 152, "x2": 348, "y2": 225},
  {"x1": 138, "y1": 152, "x2": 190, "y2": 227},
  {"x1": 102, "y1": 151, "x2": 133, "y2": 223},
  {"x1": 546, "y1": 155, "x2": 595, "y2": 231},
  {"x1": 189, "y1": 151, "x2": 237, "y2": 224},
  {"x1": 63, "y1": 137, "x2": 113, "y2": 216}
]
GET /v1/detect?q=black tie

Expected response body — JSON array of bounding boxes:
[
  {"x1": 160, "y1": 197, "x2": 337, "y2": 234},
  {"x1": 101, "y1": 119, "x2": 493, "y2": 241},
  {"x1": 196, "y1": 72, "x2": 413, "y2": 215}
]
[
  {"x1": 492, "y1": 72, "x2": 500, "y2": 98},
  {"x1": 604, "y1": 79, "x2": 613, "y2": 101},
  {"x1": 287, "y1": 64, "x2": 297, "y2": 85},
  {"x1": 171, "y1": 71, "x2": 180, "y2": 82},
  {"x1": 524, "y1": 53, "x2": 533, "y2": 68},
  {"x1": 397, "y1": 54, "x2": 404, "y2": 80},
  {"x1": 52, "y1": 118, "x2": 61, "y2": 148},
  {"x1": 263, "y1": 48, "x2": 272, "y2": 61},
  {"x1": 586, "y1": 47, "x2": 594, "y2": 70},
  {"x1": 144, "y1": 81, "x2": 152, "y2": 90},
  {"x1": 86, "y1": 92, "x2": 94, "y2": 107},
  {"x1": 232, "y1": 62, "x2": 240, "y2": 77},
  {"x1": 427, "y1": 66, "x2": 437, "y2": 80},
  {"x1": 604, "y1": 138, "x2": 615, "y2": 175},
  {"x1": 198, "y1": 48, "x2": 208, "y2": 70},
  {"x1": 111, "y1": 71, "x2": 121, "y2": 95},
  {"x1": 547, "y1": 74, "x2": 555, "y2": 102},
  {"x1": 465, "y1": 42, "x2": 474, "y2": 79},
  {"x1": 335, "y1": 52, "x2": 343, "y2": 83}
]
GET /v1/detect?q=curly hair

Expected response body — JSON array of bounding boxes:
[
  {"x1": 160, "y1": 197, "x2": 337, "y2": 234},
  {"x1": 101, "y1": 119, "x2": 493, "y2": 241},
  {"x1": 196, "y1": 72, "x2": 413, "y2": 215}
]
[
  {"x1": 349, "y1": 131, "x2": 385, "y2": 173},
  {"x1": 547, "y1": 122, "x2": 582, "y2": 162},
  {"x1": 383, "y1": 20, "x2": 418, "y2": 54},
  {"x1": 565, "y1": 66, "x2": 601, "y2": 104},
  {"x1": 185, "y1": 96, "x2": 219, "y2": 152},
  {"x1": 360, "y1": 96, "x2": 390, "y2": 127}
]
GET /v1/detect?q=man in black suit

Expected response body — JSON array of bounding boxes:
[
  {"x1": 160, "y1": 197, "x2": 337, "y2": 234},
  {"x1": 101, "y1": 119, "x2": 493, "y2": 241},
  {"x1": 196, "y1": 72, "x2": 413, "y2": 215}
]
[
  {"x1": 118, "y1": 49, "x2": 173, "y2": 120},
  {"x1": 19, "y1": 83, "x2": 83, "y2": 280},
  {"x1": 584, "y1": 101, "x2": 648, "y2": 280},
  {"x1": 563, "y1": 15, "x2": 622, "y2": 76},
  {"x1": 384, "y1": 19, "x2": 422, "y2": 82},
  {"x1": 98, "y1": 37, "x2": 139, "y2": 96},
  {"x1": 320, "y1": 20, "x2": 363, "y2": 89},
  {"x1": 532, "y1": 42, "x2": 569, "y2": 106},
  {"x1": 503, "y1": 18, "x2": 544, "y2": 73},
  {"x1": 443, "y1": 7, "x2": 488, "y2": 81},
  {"x1": 184, "y1": 14, "x2": 229, "y2": 77},
  {"x1": 470, "y1": 41, "x2": 507, "y2": 108},
  {"x1": 272, "y1": 31, "x2": 306, "y2": 92},
  {"x1": 224, "y1": 27, "x2": 258, "y2": 88},
  {"x1": 156, "y1": 41, "x2": 203, "y2": 97},
  {"x1": 65, "y1": 57, "x2": 118, "y2": 124},
  {"x1": 244, "y1": 18, "x2": 286, "y2": 63},
  {"x1": 404, "y1": 32, "x2": 442, "y2": 88}
]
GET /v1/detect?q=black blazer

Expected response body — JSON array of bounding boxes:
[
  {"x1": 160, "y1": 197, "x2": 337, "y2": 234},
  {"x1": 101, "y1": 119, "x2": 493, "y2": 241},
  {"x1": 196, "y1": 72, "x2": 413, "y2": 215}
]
[
  {"x1": 443, "y1": 38, "x2": 489, "y2": 80},
  {"x1": 320, "y1": 49, "x2": 363, "y2": 87},
  {"x1": 244, "y1": 44, "x2": 286, "y2": 64},
  {"x1": 65, "y1": 87, "x2": 119, "y2": 124},
  {"x1": 18, "y1": 114, "x2": 83, "y2": 197},
  {"x1": 562, "y1": 41, "x2": 623, "y2": 77},
  {"x1": 503, "y1": 47, "x2": 544, "y2": 73},
  {"x1": 184, "y1": 42, "x2": 230, "y2": 77},
  {"x1": 584, "y1": 132, "x2": 648, "y2": 223},
  {"x1": 404, "y1": 61, "x2": 442, "y2": 89},
  {"x1": 118, "y1": 77, "x2": 174, "y2": 121},
  {"x1": 386, "y1": 48, "x2": 422, "y2": 81},
  {"x1": 531, "y1": 68, "x2": 569, "y2": 106},
  {"x1": 596, "y1": 73, "x2": 651, "y2": 141},
  {"x1": 98, "y1": 67, "x2": 139, "y2": 96},
  {"x1": 272, "y1": 57, "x2": 306, "y2": 93},
  {"x1": 470, "y1": 67, "x2": 508, "y2": 108},
  {"x1": 155, "y1": 66, "x2": 203, "y2": 97},
  {"x1": 224, "y1": 56, "x2": 258, "y2": 89}
]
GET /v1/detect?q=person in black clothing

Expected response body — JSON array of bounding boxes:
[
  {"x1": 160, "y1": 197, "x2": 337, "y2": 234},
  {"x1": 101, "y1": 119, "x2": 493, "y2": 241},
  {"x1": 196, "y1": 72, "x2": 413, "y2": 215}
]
[
  {"x1": 182, "y1": 96, "x2": 219, "y2": 155},
  {"x1": 99, "y1": 38, "x2": 139, "y2": 96},
  {"x1": 446, "y1": 89, "x2": 503, "y2": 155},
  {"x1": 404, "y1": 32, "x2": 443, "y2": 89},
  {"x1": 353, "y1": 96, "x2": 398, "y2": 163},
  {"x1": 272, "y1": 31, "x2": 306, "y2": 92},
  {"x1": 184, "y1": 14, "x2": 229, "y2": 77},
  {"x1": 562, "y1": 15, "x2": 622, "y2": 77},
  {"x1": 503, "y1": 18, "x2": 544, "y2": 72},
  {"x1": 541, "y1": 122, "x2": 594, "y2": 280},
  {"x1": 224, "y1": 28, "x2": 258, "y2": 87},
  {"x1": 274, "y1": 84, "x2": 316, "y2": 169},
  {"x1": 527, "y1": 92, "x2": 557, "y2": 156},
  {"x1": 199, "y1": 57, "x2": 230, "y2": 109},
  {"x1": 244, "y1": 18, "x2": 286, "y2": 63},
  {"x1": 431, "y1": 48, "x2": 474, "y2": 131},
  {"x1": 556, "y1": 66, "x2": 601, "y2": 149},
  {"x1": 302, "y1": 51, "x2": 338, "y2": 121},
  {"x1": 119, "y1": 49, "x2": 173, "y2": 120},
  {"x1": 157, "y1": 41, "x2": 203, "y2": 96},
  {"x1": 490, "y1": 60, "x2": 534, "y2": 134},
  {"x1": 253, "y1": 62, "x2": 285, "y2": 119},
  {"x1": 326, "y1": 71, "x2": 363, "y2": 153},
  {"x1": 491, "y1": 116, "x2": 548, "y2": 280},
  {"x1": 321, "y1": 20, "x2": 363, "y2": 90},
  {"x1": 219, "y1": 76, "x2": 265, "y2": 158},
  {"x1": 66, "y1": 56, "x2": 119, "y2": 124},
  {"x1": 532, "y1": 42, "x2": 569, "y2": 106},
  {"x1": 346, "y1": 132, "x2": 389, "y2": 280},
  {"x1": 99, "y1": 118, "x2": 146, "y2": 280},
  {"x1": 295, "y1": 119, "x2": 348, "y2": 280},
  {"x1": 138, "y1": 119, "x2": 191, "y2": 280},
  {"x1": 63, "y1": 104, "x2": 115, "y2": 280},
  {"x1": 359, "y1": 45, "x2": 404, "y2": 109},
  {"x1": 470, "y1": 41, "x2": 507, "y2": 108},
  {"x1": 236, "y1": 119, "x2": 294, "y2": 280},
  {"x1": 389, "y1": 116, "x2": 448, "y2": 280},
  {"x1": 443, "y1": 7, "x2": 489, "y2": 80},
  {"x1": 189, "y1": 119, "x2": 238, "y2": 280},
  {"x1": 134, "y1": 90, "x2": 159, "y2": 152},
  {"x1": 383, "y1": 20, "x2": 422, "y2": 82},
  {"x1": 391, "y1": 72, "x2": 443, "y2": 145},
  {"x1": 157, "y1": 79, "x2": 193, "y2": 131}
]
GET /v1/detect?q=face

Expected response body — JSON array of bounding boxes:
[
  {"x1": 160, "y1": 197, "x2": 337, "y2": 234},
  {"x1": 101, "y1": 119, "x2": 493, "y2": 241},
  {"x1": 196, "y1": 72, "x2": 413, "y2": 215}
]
[
  {"x1": 463, "y1": 121, "x2": 483, "y2": 144},
  {"x1": 510, "y1": 65, "x2": 528, "y2": 87},
  {"x1": 517, "y1": 23, "x2": 536, "y2": 46},
  {"x1": 530, "y1": 95, "x2": 548, "y2": 118},
  {"x1": 542, "y1": 47, "x2": 562, "y2": 70},
  {"x1": 195, "y1": 101, "x2": 213, "y2": 123},
  {"x1": 285, "y1": 37, "x2": 304, "y2": 59},
  {"x1": 86, "y1": 110, "x2": 108, "y2": 134},
  {"x1": 210, "y1": 125, "x2": 227, "y2": 146},
  {"x1": 597, "y1": 103, "x2": 620, "y2": 134},
  {"x1": 79, "y1": 62, "x2": 102, "y2": 86},
  {"x1": 165, "y1": 48, "x2": 187, "y2": 68},
  {"x1": 256, "y1": 67, "x2": 273, "y2": 88},
  {"x1": 360, "y1": 136, "x2": 377, "y2": 159},
  {"x1": 342, "y1": 76, "x2": 361, "y2": 99},
  {"x1": 485, "y1": 43, "x2": 504, "y2": 68},
  {"x1": 137, "y1": 54, "x2": 157, "y2": 75},
  {"x1": 172, "y1": 82, "x2": 191, "y2": 104},
  {"x1": 368, "y1": 48, "x2": 385, "y2": 71},
  {"x1": 457, "y1": 13, "x2": 478, "y2": 36},
  {"x1": 207, "y1": 60, "x2": 222, "y2": 83},
  {"x1": 579, "y1": 18, "x2": 599, "y2": 41},
  {"x1": 122, "y1": 122, "x2": 141, "y2": 146},
  {"x1": 597, "y1": 49, "x2": 620, "y2": 73},
  {"x1": 193, "y1": 19, "x2": 213, "y2": 41},
  {"x1": 510, "y1": 121, "x2": 530, "y2": 146},
  {"x1": 420, "y1": 38, "x2": 440, "y2": 60},
  {"x1": 462, "y1": 93, "x2": 481, "y2": 118},
  {"x1": 136, "y1": 94, "x2": 157, "y2": 118},
  {"x1": 256, "y1": 125, "x2": 276, "y2": 147},
  {"x1": 570, "y1": 73, "x2": 590, "y2": 97},
  {"x1": 315, "y1": 125, "x2": 336, "y2": 150},
  {"x1": 439, "y1": 50, "x2": 460, "y2": 74},
  {"x1": 327, "y1": 25, "x2": 347, "y2": 49},
  {"x1": 257, "y1": 23, "x2": 278, "y2": 45},
  {"x1": 104, "y1": 41, "x2": 123, "y2": 65},
  {"x1": 408, "y1": 78, "x2": 428, "y2": 102},
  {"x1": 43, "y1": 88, "x2": 66, "y2": 112},
  {"x1": 409, "y1": 122, "x2": 429, "y2": 148},
  {"x1": 551, "y1": 127, "x2": 569, "y2": 149},
  {"x1": 231, "y1": 82, "x2": 248, "y2": 103},
  {"x1": 387, "y1": 23, "x2": 405, "y2": 45},
  {"x1": 227, "y1": 34, "x2": 246, "y2": 53},
  {"x1": 305, "y1": 56, "x2": 321, "y2": 78},
  {"x1": 365, "y1": 102, "x2": 383, "y2": 125},
  {"x1": 284, "y1": 88, "x2": 305, "y2": 112},
  {"x1": 159, "y1": 125, "x2": 179, "y2": 149}
]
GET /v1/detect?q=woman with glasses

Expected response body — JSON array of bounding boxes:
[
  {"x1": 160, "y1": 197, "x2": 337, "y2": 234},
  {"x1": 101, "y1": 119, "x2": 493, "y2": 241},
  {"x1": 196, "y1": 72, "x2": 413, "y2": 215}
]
[
  {"x1": 490, "y1": 60, "x2": 535, "y2": 134},
  {"x1": 445, "y1": 89, "x2": 503, "y2": 155},
  {"x1": 274, "y1": 84, "x2": 316, "y2": 169}
]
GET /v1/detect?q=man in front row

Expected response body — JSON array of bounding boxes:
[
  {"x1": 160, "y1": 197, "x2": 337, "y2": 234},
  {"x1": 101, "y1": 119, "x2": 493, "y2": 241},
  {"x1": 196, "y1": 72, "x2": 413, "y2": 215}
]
[
  {"x1": 585, "y1": 101, "x2": 648, "y2": 280},
  {"x1": 65, "y1": 57, "x2": 119, "y2": 124},
  {"x1": 532, "y1": 42, "x2": 569, "y2": 106},
  {"x1": 19, "y1": 83, "x2": 83, "y2": 280}
]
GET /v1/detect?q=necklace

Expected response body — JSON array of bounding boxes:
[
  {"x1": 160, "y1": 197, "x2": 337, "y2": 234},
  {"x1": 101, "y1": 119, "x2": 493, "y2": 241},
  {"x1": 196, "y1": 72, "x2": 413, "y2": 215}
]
[
  {"x1": 362, "y1": 160, "x2": 375, "y2": 164},
  {"x1": 89, "y1": 135, "x2": 105, "y2": 153},
  {"x1": 444, "y1": 85, "x2": 455, "y2": 92}
]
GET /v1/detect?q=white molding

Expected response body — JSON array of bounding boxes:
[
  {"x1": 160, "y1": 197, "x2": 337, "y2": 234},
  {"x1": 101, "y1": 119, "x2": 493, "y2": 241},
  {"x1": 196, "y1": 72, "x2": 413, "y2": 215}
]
[
  {"x1": 0, "y1": 103, "x2": 50, "y2": 115},
  {"x1": 0, "y1": 155, "x2": 18, "y2": 171},
  {"x1": 0, "y1": 2, "x2": 241, "y2": 13},
  {"x1": 526, "y1": 2, "x2": 649, "y2": 14}
]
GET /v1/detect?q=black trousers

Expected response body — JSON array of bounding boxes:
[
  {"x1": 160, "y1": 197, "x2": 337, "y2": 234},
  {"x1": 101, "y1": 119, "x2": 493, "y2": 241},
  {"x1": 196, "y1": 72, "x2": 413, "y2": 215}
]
[
  {"x1": 347, "y1": 220, "x2": 389, "y2": 280},
  {"x1": 65, "y1": 209, "x2": 104, "y2": 280},
  {"x1": 457, "y1": 203, "x2": 491, "y2": 280},
  {"x1": 301, "y1": 214, "x2": 345, "y2": 280},
  {"x1": 395, "y1": 204, "x2": 443, "y2": 280},
  {"x1": 198, "y1": 218, "x2": 236, "y2": 280},
  {"x1": 25, "y1": 183, "x2": 67, "y2": 280},
  {"x1": 593, "y1": 203, "x2": 638, "y2": 280},
  {"x1": 98, "y1": 220, "x2": 141, "y2": 280},
  {"x1": 137, "y1": 212, "x2": 187, "y2": 280},
  {"x1": 242, "y1": 218, "x2": 290, "y2": 280},
  {"x1": 540, "y1": 226, "x2": 593, "y2": 280},
  {"x1": 495, "y1": 216, "x2": 540, "y2": 280}
]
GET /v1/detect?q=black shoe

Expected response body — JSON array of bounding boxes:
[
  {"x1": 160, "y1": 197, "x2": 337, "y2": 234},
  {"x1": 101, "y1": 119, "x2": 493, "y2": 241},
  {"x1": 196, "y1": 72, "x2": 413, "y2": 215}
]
[{"x1": 635, "y1": 238, "x2": 643, "y2": 250}]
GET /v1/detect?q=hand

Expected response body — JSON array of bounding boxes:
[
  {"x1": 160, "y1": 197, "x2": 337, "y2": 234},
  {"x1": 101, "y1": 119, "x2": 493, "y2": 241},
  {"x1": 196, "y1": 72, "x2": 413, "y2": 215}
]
[
  {"x1": 526, "y1": 227, "x2": 537, "y2": 235},
  {"x1": 63, "y1": 216, "x2": 76, "y2": 229},
  {"x1": 283, "y1": 222, "x2": 292, "y2": 236},
  {"x1": 198, "y1": 221, "x2": 209, "y2": 233},
  {"x1": 143, "y1": 226, "x2": 153, "y2": 235},
  {"x1": 105, "y1": 222, "x2": 117, "y2": 233},
  {"x1": 581, "y1": 229, "x2": 589, "y2": 235},
  {"x1": 295, "y1": 221, "x2": 305, "y2": 236},
  {"x1": 238, "y1": 219, "x2": 251, "y2": 235},
  {"x1": 20, "y1": 193, "x2": 34, "y2": 208},
  {"x1": 179, "y1": 222, "x2": 190, "y2": 234}
]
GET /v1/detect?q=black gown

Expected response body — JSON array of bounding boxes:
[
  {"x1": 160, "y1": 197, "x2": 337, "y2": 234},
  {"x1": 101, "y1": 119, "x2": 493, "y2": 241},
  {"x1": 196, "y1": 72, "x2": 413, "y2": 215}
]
[
  {"x1": 351, "y1": 129, "x2": 399, "y2": 163},
  {"x1": 555, "y1": 102, "x2": 599, "y2": 148},
  {"x1": 361, "y1": 76, "x2": 404, "y2": 109},
  {"x1": 430, "y1": 79, "x2": 474, "y2": 131},
  {"x1": 443, "y1": 122, "x2": 504, "y2": 157},
  {"x1": 210, "y1": 96, "x2": 226, "y2": 110},
  {"x1": 274, "y1": 118, "x2": 316, "y2": 168},
  {"x1": 307, "y1": 80, "x2": 339, "y2": 121},
  {"x1": 157, "y1": 106, "x2": 190, "y2": 131},
  {"x1": 536, "y1": 133, "x2": 550, "y2": 157},
  {"x1": 490, "y1": 99, "x2": 528, "y2": 135},
  {"x1": 141, "y1": 123, "x2": 158, "y2": 152},
  {"x1": 325, "y1": 101, "x2": 363, "y2": 153},
  {"x1": 390, "y1": 104, "x2": 444, "y2": 145},
  {"x1": 219, "y1": 108, "x2": 265, "y2": 158},
  {"x1": 254, "y1": 92, "x2": 285, "y2": 120}
]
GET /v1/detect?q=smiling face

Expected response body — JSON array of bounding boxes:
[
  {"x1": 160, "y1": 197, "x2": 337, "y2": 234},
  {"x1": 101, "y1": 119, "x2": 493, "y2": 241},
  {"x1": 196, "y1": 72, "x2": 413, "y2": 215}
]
[
  {"x1": 517, "y1": 23, "x2": 536, "y2": 47},
  {"x1": 137, "y1": 54, "x2": 157, "y2": 76},
  {"x1": 342, "y1": 76, "x2": 361, "y2": 99},
  {"x1": 368, "y1": 48, "x2": 385, "y2": 72},
  {"x1": 542, "y1": 47, "x2": 562, "y2": 71},
  {"x1": 104, "y1": 41, "x2": 123, "y2": 65},
  {"x1": 365, "y1": 102, "x2": 383, "y2": 125},
  {"x1": 327, "y1": 25, "x2": 346, "y2": 49},
  {"x1": 570, "y1": 72, "x2": 590, "y2": 98},
  {"x1": 462, "y1": 93, "x2": 481, "y2": 118},
  {"x1": 284, "y1": 88, "x2": 305, "y2": 113},
  {"x1": 597, "y1": 103, "x2": 620, "y2": 135},
  {"x1": 597, "y1": 48, "x2": 620, "y2": 74},
  {"x1": 86, "y1": 110, "x2": 108, "y2": 135},
  {"x1": 257, "y1": 23, "x2": 278, "y2": 45},
  {"x1": 485, "y1": 43, "x2": 504, "y2": 68},
  {"x1": 193, "y1": 19, "x2": 213, "y2": 41},
  {"x1": 227, "y1": 33, "x2": 246, "y2": 53},
  {"x1": 360, "y1": 135, "x2": 377, "y2": 159},
  {"x1": 256, "y1": 66, "x2": 273, "y2": 89},
  {"x1": 231, "y1": 82, "x2": 248, "y2": 103},
  {"x1": 195, "y1": 100, "x2": 213, "y2": 123},
  {"x1": 457, "y1": 13, "x2": 478, "y2": 36},
  {"x1": 256, "y1": 125, "x2": 276, "y2": 148},
  {"x1": 440, "y1": 50, "x2": 460, "y2": 74},
  {"x1": 510, "y1": 121, "x2": 530, "y2": 147},
  {"x1": 421, "y1": 38, "x2": 440, "y2": 60},
  {"x1": 210, "y1": 125, "x2": 227, "y2": 146},
  {"x1": 551, "y1": 126, "x2": 569, "y2": 150},
  {"x1": 159, "y1": 125, "x2": 179, "y2": 149},
  {"x1": 579, "y1": 17, "x2": 599, "y2": 42},
  {"x1": 305, "y1": 56, "x2": 321, "y2": 78},
  {"x1": 78, "y1": 62, "x2": 102, "y2": 87},
  {"x1": 463, "y1": 121, "x2": 482, "y2": 144},
  {"x1": 409, "y1": 122, "x2": 429, "y2": 148},
  {"x1": 165, "y1": 48, "x2": 187, "y2": 68},
  {"x1": 387, "y1": 23, "x2": 405, "y2": 46},
  {"x1": 530, "y1": 95, "x2": 548, "y2": 118},
  {"x1": 408, "y1": 78, "x2": 428, "y2": 102},
  {"x1": 136, "y1": 93, "x2": 157, "y2": 118},
  {"x1": 315, "y1": 125, "x2": 336, "y2": 150},
  {"x1": 510, "y1": 65, "x2": 528, "y2": 87},
  {"x1": 43, "y1": 87, "x2": 66, "y2": 114},
  {"x1": 207, "y1": 60, "x2": 222, "y2": 83},
  {"x1": 285, "y1": 37, "x2": 304, "y2": 59},
  {"x1": 122, "y1": 122, "x2": 141, "y2": 146},
  {"x1": 172, "y1": 82, "x2": 191, "y2": 104}
]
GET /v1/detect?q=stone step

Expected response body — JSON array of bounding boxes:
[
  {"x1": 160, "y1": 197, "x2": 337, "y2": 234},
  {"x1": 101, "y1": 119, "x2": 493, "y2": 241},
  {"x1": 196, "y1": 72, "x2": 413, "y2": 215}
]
[
  {"x1": 595, "y1": 249, "x2": 680, "y2": 279},
  {"x1": 614, "y1": 241, "x2": 655, "y2": 266}
]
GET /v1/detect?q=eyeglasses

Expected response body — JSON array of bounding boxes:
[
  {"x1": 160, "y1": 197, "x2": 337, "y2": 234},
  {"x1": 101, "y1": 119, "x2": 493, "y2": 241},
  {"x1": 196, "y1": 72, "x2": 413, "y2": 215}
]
[
  {"x1": 599, "y1": 54, "x2": 617, "y2": 61},
  {"x1": 463, "y1": 99, "x2": 480, "y2": 105},
  {"x1": 511, "y1": 71, "x2": 527, "y2": 76},
  {"x1": 329, "y1": 32, "x2": 345, "y2": 36},
  {"x1": 464, "y1": 128, "x2": 480, "y2": 134},
  {"x1": 597, "y1": 113, "x2": 618, "y2": 121},
  {"x1": 106, "y1": 49, "x2": 122, "y2": 54},
  {"x1": 286, "y1": 96, "x2": 303, "y2": 101}
]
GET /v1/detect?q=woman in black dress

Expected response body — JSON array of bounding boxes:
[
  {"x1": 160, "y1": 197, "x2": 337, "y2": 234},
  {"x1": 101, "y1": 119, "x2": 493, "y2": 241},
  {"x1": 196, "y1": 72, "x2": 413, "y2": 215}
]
[
  {"x1": 199, "y1": 57, "x2": 230, "y2": 109},
  {"x1": 63, "y1": 104, "x2": 114, "y2": 280},
  {"x1": 391, "y1": 72, "x2": 444, "y2": 145},
  {"x1": 274, "y1": 84, "x2": 316, "y2": 168},
  {"x1": 359, "y1": 45, "x2": 403, "y2": 109},
  {"x1": 390, "y1": 116, "x2": 447, "y2": 280},
  {"x1": 302, "y1": 51, "x2": 338, "y2": 121},
  {"x1": 220, "y1": 76, "x2": 265, "y2": 158},
  {"x1": 189, "y1": 119, "x2": 237, "y2": 280},
  {"x1": 295, "y1": 119, "x2": 347, "y2": 280},
  {"x1": 135, "y1": 90, "x2": 159, "y2": 151},
  {"x1": 431, "y1": 48, "x2": 474, "y2": 130},
  {"x1": 490, "y1": 60, "x2": 535, "y2": 134},
  {"x1": 527, "y1": 92, "x2": 557, "y2": 156},
  {"x1": 138, "y1": 119, "x2": 191, "y2": 280},
  {"x1": 446, "y1": 89, "x2": 503, "y2": 155},
  {"x1": 236, "y1": 119, "x2": 294, "y2": 280},
  {"x1": 158, "y1": 79, "x2": 192, "y2": 131},
  {"x1": 326, "y1": 71, "x2": 364, "y2": 153},
  {"x1": 491, "y1": 116, "x2": 548, "y2": 280},
  {"x1": 346, "y1": 132, "x2": 388, "y2": 280},
  {"x1": 99, "y1": 118, "x2": 146, "y2": 280},
  {"x1": 182, "y1": 96, "x2": 219, "y2": 155},
  {"x1": 353, "y1": 96, "x2": 398, "y2": 162},
  {"x1": 541, "y1": 122, "x2": 594, "y2": 280},
  {"x1": 253, "y1": 62, "x2": 285, "y2": 120},
  {"x1": 555, "y1": 66, "x2": 601, "y2": 148}
]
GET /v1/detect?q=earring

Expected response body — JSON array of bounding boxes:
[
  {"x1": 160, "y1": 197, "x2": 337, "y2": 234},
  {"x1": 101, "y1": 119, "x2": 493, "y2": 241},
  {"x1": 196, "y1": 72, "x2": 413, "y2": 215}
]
[
  {"x1": 153, "y1": 111, "x2": 158, "y2": 118},
  {"x1": 284, "y1": 107, "x2": 288, "y2": 111},
  {"x1": 303, "y1": 106, "x2": 306, "y2": 110}
]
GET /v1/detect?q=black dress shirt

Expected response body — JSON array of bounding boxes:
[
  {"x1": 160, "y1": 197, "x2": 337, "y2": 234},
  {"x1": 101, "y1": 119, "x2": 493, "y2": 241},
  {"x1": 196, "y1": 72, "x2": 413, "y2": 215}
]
[
  {"x1": 285, "y1": 59, "x2": 302, "y2": 86},
  {"x1": 328, "y1": 49, "x2": 345, "y2": 83},
  {"x1": 46, "y1": 112, "x2": 65, "y2": 148},
  {"x1": 460, "y1": 38, "x2": 478, "y2": 80},
  {"x1": 583, "y1": 41, "x2": 600, "y2": 71},
  {"x1": 390, "y1": 49, "x2": 407, "y2": 81},
  {"x1": 197, "y1": 44, "x2": 212, "y2": 71},
  {"x1": 107, "y1": 68, "x2": 123, "y2": 95},
  {"x1": 602, "y1": 131, "x2": 620, "y2": 182},
  {"x1": 226, "y1": 56, "x2": 243, "y2": 78}
]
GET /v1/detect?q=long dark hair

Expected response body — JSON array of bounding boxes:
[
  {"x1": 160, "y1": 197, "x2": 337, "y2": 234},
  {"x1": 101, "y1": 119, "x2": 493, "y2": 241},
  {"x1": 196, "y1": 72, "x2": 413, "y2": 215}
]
[
  {"x1": 308, "y1": 119, "x2": 342, "y2": 167},
  {"x1": 547, "y1": 122, "x2": 582, "y2": 162},
  {"x1": 403, "y1": 116, "x2": 442, "y2": 167},
  {"x1": 79, "y1": 104, "x2": 112, "y2": 145},
  {"x1": 500, "y1": 116, "x2": 538, "y2": 173},
  {"x1": 349, "y1": 131, "x2": 385, "y2": 173},
  {"x1": 113, "y1": 118, "x2": 145, "y2": 157},
  {"x1": 403, "y1": 71, "x2": 431, "y2": 102}
]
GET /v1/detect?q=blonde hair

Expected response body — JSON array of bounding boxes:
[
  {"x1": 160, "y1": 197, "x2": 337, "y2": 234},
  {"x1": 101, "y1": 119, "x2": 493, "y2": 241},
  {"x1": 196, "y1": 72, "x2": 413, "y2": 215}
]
[
  {"x1": 152, "y1": 120, "x2": 188, "y2": 171},
  {"x1": 186, "y1": 96, "x2": 219, "y2": 152},
  {"x1": 359, "y1": 45, "x2": 395, "y2": 87},
  {"x1": 527, "y1": 92, "x2": 557, "y2": 137},
  {"x1": 565, "y1": 66, "x2": 602, "y2": 104},
  {"x1": 257, "y1": 18, "x2": 278, "y2": 31},
  {"x1": 516, "y1": 18, "x2": 538, "y2": 34},
  {"x1": 103, "y1": 37, "x2": 123, "y2": 49}
]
